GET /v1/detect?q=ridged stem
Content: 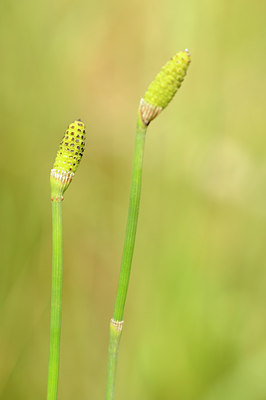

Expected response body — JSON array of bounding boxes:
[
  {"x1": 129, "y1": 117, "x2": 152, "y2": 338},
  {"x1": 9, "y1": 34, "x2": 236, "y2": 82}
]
[
  {"x1": 105, "y1": 114, "x2": 147, "y2": 400},
  {"x1": 47, "y1": 197, "x2": 63, "y2": 400},
  {"x1": 105, "y1": 320, "x2": 123, "y2": 400},
  {"x1": 113, "y1": 115, "x2": 147, "y2": 321}
]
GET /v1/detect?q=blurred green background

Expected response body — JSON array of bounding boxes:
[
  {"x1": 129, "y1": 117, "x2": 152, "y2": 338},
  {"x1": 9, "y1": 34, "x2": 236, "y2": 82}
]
[{"x1": 1, "y1": 0, "x2": 266, "y2": 399}]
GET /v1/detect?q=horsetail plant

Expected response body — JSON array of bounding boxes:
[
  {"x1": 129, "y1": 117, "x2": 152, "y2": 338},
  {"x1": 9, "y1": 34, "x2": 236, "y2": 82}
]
[
  {"x1": 105, "y1": 49, "x2": 191, "y2": 400},
  {"x1": 47, "y1": 120, "x2": 86, "y2": 400}
]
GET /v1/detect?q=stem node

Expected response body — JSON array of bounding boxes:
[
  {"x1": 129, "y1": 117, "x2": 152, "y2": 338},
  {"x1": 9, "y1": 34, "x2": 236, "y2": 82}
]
[{"x1": 110, "y1": 319, "x2": 124, "y2": 333}]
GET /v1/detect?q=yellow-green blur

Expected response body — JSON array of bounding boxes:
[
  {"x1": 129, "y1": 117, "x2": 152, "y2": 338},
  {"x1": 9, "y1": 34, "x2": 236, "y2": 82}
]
[{"x1": 1, "y1": 1, "x2": 266, "y2": 400}]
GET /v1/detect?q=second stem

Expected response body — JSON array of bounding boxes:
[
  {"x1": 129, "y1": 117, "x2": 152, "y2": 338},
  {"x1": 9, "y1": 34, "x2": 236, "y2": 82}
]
[
  {"x1": 113, "y1": 115, "x2": 147, "y2": 321},
  {"x1": 105, "y1": 115, "x2": 147, "y2": 400}
]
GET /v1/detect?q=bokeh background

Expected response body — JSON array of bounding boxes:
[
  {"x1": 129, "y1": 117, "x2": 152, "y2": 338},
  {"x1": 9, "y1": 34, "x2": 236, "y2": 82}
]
[{"x1": 1, "y1": 0, "x2": 266, "y2": 399}]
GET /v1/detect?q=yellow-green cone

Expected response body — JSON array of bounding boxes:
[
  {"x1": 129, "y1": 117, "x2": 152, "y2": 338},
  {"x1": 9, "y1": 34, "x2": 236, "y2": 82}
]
[
  {"x1": 50, "y1": 120, "x2": 86, "y2": 197},
  {"x1": 140, "y1": 49, "x2": 191, "y2": 125}
]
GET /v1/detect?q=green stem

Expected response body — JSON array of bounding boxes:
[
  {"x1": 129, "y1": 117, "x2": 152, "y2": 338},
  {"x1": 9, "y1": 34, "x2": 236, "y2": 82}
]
[
  {"x1": 105, "y1": 114, "x2": 147, "y2": 400},
  {"x1": 114, "y1": 115, "x2": 147, "y2": 321},
  {"x1": 47, "y1": 197, "x2": 63, "y2": 400},
  {"x1": 105, "y1": 320, "x2": 123, "y2": 400}
]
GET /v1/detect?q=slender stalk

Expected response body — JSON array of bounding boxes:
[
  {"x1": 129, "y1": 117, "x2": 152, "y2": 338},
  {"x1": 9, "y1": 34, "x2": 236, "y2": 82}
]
[
  {"x1": 105, "y1": 114, "x2": 147, "y2": 400},
  {"x1": 105, "y1": 320, "x2": 124, "y2": 400},
  {"x1": 114, "y1": 115, "x2": 147, "y2": 321},
  {"x1": 47, "y1": 197, "x2": 63, "y2": 400}
]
